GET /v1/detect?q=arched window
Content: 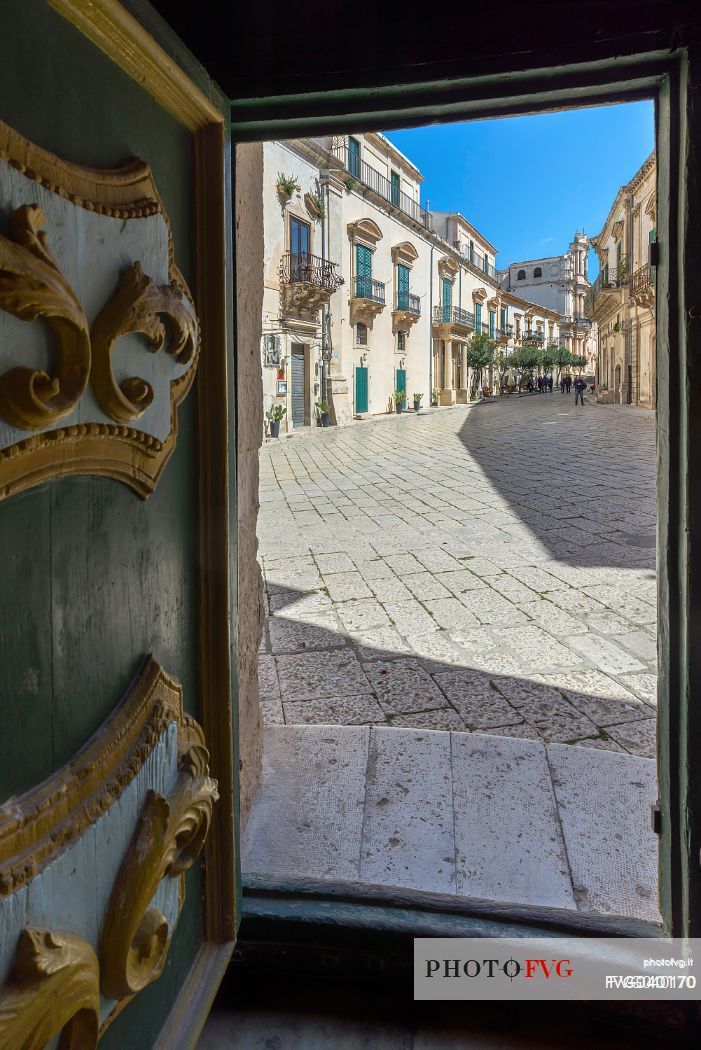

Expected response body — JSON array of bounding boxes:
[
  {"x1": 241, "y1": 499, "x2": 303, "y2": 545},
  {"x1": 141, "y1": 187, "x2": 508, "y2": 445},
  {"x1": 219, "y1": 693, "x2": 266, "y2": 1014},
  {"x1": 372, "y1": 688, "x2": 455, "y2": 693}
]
[
  {"x1": 533, "y1": 266, "x2": 542, "y2": 278},
  {"x1": 356, "y1": 321, "x2": 367, "y2": 346},
  {"x1": 517, "y1": 269, "x2": 526, "y2": 280}
]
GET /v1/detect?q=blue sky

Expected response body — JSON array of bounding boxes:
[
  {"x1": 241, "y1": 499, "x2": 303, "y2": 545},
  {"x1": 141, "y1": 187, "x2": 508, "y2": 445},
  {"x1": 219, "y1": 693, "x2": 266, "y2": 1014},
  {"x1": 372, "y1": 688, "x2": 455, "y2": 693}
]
[{"x1": 384, "y1": 101, "x2": 655, "y2": 277}]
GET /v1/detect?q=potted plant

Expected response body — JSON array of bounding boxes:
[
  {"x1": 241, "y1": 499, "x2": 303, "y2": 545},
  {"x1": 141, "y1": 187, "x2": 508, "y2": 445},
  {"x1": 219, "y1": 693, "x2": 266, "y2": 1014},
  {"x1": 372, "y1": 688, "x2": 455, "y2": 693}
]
[
  {"x1": 413, "y1": 392, "x2": 423, "y2": 411},
  {"x1": 315, "y1": 398, "x2": 332, "y2": 427},
  {"x1": 431, "y1": 387, "x2": 440, "y2": 407},
  {"x1": 392, "y1": 390, "x2": 406, "y2": 414},
  {"x1": 265, "y1": 403, "x2": 286, "y2": 438},
  {"x1": 276, "y1": 173, "x2": 300, "y2": 200}
]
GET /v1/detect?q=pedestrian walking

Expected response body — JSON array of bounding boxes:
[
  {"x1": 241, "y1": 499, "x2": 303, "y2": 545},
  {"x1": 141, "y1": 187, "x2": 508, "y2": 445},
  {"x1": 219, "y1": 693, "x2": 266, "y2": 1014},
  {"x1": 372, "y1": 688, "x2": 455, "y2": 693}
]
[
  {"x1": 548, "y1": 374, "x2": 553, "y2": 393},
  {"x1": 574, "y1": 376, "x2": 586, "y2": 406},
  {"x1": 537, "y1": 376, "x2": 543, "y2": 392},
  {"x1": 565, "y1": 375, "x2": 572, "y2": 393},
  {"x1": 560, "y1": 377, "x2": 566, "y2": 393}
]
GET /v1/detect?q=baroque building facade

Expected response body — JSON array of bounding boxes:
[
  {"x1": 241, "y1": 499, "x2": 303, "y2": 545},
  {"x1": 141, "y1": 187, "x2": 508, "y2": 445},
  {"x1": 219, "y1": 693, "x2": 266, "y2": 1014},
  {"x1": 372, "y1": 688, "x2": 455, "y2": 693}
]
[
  {"x1": 586, "y1": 152, "x2": 656, "y2": 407},
  {"x1": 498, "y1": 231, "x2": 596, "y2": 369},
  {"x1": 261, "y1": 133, "x2": 563, "y2": 432}
]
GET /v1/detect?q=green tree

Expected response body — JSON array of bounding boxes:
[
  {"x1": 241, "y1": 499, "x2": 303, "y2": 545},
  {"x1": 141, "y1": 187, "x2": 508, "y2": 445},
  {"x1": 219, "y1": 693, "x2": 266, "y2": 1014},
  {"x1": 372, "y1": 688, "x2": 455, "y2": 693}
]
[
  {"x1": 466, "y1": 332, "x2": 497, "y2": 394},
  {"x1": 551, "y1": 345, "x2": 573, "y2": 381},
  {"x1": 509, "y1": 345, "x2": 543, "y2": 381},
  {"x1": 570, "y1": 354, "x2": 588, "y2": 373}
]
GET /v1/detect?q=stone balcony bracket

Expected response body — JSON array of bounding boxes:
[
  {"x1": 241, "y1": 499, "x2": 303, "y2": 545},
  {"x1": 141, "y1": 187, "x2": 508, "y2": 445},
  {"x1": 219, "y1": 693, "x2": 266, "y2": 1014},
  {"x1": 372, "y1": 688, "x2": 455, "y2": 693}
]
[
  {"x1": 392, "y1": 307, "x2": 421, "y2": 333},
  {"x1": 350, "y1": 295, "x2": 385, "y2": 324}
]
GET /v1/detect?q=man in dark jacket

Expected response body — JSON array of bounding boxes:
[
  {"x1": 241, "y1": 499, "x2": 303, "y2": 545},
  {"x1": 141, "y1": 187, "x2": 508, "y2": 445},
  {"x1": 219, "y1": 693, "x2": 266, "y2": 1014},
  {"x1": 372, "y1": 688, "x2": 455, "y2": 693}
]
[{"x1": 574, "y1": 377, "x2": 587, "y2": 406}]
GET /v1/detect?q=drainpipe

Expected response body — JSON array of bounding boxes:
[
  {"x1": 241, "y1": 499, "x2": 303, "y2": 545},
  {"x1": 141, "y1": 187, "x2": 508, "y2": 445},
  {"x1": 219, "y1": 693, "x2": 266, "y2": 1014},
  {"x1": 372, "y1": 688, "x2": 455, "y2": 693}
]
[
  {"x1": 429, "y1": 244, "x2": 434, "y2": 398},
  {"x1": 626, "y1": 192, "x2": 634, "y2": 404},
  {"x1": 320, "y1": 170, "x2": 330, "y2": 408}
]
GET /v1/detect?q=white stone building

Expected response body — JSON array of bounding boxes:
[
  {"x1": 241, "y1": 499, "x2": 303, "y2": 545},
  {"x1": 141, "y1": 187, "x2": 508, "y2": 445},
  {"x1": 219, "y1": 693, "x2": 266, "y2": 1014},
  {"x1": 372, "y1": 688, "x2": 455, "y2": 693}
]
[
  {"x1": 499, "y1": 232, "x2": 595, "y2": 367},
  {"x1": 587, "y1": 152, "x2": 656, "y2": 407},
  {"x1": 261, "y1": 133, "x2": 563, "y2": 432}
]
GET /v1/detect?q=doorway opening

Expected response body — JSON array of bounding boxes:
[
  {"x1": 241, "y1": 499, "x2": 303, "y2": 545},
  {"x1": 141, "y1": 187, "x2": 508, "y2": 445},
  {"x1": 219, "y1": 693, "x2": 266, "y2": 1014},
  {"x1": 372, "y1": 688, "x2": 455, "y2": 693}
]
[{"x1": 243, "y1": 100, "x2": 661, "y2": 928}]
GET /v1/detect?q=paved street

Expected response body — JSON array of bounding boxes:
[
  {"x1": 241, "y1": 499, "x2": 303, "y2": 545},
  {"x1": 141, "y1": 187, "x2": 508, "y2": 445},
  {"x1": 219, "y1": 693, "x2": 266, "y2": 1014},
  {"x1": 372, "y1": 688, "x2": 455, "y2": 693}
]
[{"x1": 258, "y1": 394, "x2": 657, "y2": 758}]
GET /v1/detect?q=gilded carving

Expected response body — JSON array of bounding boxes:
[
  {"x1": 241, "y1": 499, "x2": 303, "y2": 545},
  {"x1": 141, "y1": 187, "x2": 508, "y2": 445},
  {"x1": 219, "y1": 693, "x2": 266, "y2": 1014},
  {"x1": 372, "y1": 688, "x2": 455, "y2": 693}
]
[
  {"x1": 0, "y1": 204, "x2": 90, "y2": 430},
  {"x1": 0, "y1": 656, "x2": 203, "y2": 899},
  {"x1": 99, "y1": 744, "x2": 218, "y2": 999},
  {"x1": 90, "y1": 262, "x2": 198, "y2": 424},
  {"x1": 0, "y1": 117, "x2": 200, "y2": 501},
  {"x1": 0, "y1": 928, "x2": 99, "y2": 1050}
]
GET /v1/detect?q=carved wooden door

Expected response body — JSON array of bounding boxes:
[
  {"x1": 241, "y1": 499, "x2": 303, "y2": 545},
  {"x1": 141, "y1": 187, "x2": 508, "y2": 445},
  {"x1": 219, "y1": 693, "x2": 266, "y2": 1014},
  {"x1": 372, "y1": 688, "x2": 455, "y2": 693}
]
[{"x1": 0, "y1": 3, "x2": 236, "y2": 1048}]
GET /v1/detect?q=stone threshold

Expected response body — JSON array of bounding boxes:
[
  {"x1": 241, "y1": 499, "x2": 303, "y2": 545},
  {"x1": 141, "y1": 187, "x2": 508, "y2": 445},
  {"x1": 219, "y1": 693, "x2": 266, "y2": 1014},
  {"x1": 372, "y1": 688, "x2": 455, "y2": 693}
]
[{"x1": 242, "y1": 725, "x2": 660, "y2": 924}]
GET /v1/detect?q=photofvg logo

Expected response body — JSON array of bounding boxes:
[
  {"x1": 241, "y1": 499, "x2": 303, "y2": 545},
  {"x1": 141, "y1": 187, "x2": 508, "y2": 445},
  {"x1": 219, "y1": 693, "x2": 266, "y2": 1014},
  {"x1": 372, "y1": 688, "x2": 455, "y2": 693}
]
[{"x1": 414, "y1": 937, "x2": 701, "y2": 1001}]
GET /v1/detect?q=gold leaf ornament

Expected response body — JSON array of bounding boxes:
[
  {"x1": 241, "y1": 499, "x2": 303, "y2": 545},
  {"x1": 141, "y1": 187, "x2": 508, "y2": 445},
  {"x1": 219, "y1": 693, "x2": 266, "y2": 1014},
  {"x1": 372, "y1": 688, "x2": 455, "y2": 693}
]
[
  {"x1": 0, "y1": 928, "x2": 99, "y2": 1050},
  {"x1": 99, "y1": 743, "x2": 218, "y2": 1000},
  {"x1": 0, "y1": 205, "x2": 91, "y2": 430},
  {"x1": 90, "y1": 261, "x2": 199, "y2": 424}
]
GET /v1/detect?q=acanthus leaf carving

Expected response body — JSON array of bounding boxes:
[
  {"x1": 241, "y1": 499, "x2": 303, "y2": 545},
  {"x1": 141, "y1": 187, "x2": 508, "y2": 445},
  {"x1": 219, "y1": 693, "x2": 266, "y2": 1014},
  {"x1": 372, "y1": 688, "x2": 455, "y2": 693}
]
[
  {"x1": 0, "y1": 928, "x2": 99, "y2": 1050},
  {"x1": 98, "y1": 742, "x2": 218, "y2": 1000},
  {"x1": 0, "y1": 204, "x2": 90, "y2": 430},
  {"x1": 90, "y1": 261, "x2": 199, "y2": 424}
]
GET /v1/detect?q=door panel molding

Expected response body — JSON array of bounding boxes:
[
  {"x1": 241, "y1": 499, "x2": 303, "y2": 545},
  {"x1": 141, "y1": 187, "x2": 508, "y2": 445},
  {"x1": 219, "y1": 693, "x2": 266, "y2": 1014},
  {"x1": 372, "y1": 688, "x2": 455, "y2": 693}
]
[{"x1": 47, "y1": 0, "x2": 223, "y2": 132}]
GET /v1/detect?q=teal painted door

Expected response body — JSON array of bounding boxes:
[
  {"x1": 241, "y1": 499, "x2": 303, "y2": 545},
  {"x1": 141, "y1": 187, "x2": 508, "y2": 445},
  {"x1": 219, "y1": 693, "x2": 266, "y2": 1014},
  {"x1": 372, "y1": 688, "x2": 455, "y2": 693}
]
[
  {"x1": 489, "y1": 310, "x2": 495, "y2": 338},
  {"x1": 441, "y1": 278, "x2": 452, "y2": 322},
  {"x1": 0, "y1": 4, "x2": 236, "y2": 1048},
  {"x1": 356, "y1": 243, "x2": 372, "y2": 298},
  {"x1": 397, "y1": 263, "x2": 410, "y2": 308},
  {"x1": 395, "y1": 368, "x2": 406, "y2": 407},
  {"x1": 391, "y1": 170, "x2": 400, "y2": 206},
  {"x1": 356, "y1": 365, "x2": 369, "y2": 413},
  {"x1": 475, "y1": 302, "x2": 482, "y2": 331}
]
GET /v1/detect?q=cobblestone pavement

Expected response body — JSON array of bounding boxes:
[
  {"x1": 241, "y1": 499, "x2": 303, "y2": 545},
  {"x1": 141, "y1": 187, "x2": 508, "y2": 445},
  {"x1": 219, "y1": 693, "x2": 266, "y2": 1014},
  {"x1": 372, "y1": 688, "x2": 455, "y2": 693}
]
[{"x1": 257, "y1": 394, "x2": 657, "y2": 758}]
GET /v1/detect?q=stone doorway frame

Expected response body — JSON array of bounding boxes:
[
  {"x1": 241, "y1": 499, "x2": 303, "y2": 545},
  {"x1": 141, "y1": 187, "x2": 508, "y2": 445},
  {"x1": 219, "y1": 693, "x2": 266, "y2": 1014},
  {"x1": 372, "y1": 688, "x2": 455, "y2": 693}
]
[{"x1": 233, "y1": 51, "x2": 700, "y2": 943}]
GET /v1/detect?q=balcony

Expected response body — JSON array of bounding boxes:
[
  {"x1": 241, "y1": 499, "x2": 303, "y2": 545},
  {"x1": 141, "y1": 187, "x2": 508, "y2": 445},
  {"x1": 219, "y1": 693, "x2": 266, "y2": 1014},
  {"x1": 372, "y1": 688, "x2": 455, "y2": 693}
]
[
  {"x1": 351, "y1": 274, "x2": 386, "y2": 321},
  {"x1": 432, "y1": 305, "x2": 475, "y2": 330},
  {"x1": 630, "y1": 263, "x2": 655, "y2": 309},
  {"x1": 548, "y1": 338, "x2": 563, "y2": 349},
  {"x1": 332, "y1": 142, "x2": 431, "y2": 228},
  {"x1": 585, "y1": 259, "x2": 629, "y2": 317},
  {"x1": 397, "y1": 290, "x2": 421, "y2": 315},
  {"x1": 560, "y1": 315, "x2": 593, "y2": 328},
  {"x1": 393, "y1": 289, "x2": 421, "y2": 332},
  {"x1": 280, "y1": 251, "x2": 343, "y2": 319},
  {"x1": 522, "y1": 330, "x2": 545, "y2": 345},
  {"x1": 496, "y1": 324, "x2": 513, "y2": 343}
]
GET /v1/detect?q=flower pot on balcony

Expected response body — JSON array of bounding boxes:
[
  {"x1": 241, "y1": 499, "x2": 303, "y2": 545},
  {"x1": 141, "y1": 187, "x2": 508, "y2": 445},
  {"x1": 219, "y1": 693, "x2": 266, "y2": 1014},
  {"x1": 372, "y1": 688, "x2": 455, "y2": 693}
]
[{"x1": 269, "y1": 421, "x2": 280, "y2": 438}]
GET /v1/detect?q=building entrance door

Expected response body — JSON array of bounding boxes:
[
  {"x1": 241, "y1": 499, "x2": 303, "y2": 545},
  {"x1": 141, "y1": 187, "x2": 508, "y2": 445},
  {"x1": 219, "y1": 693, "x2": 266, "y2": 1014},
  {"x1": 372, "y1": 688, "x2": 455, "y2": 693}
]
[
  {"x1": 291, "y1": 344, "x2": 306, "y2": 425},
  {"x1": 355, "y1": 365, "x2": 369, "y2": 413},
  {"x1": 395, "y1": 368, "x2": 406, "y2": 408}
]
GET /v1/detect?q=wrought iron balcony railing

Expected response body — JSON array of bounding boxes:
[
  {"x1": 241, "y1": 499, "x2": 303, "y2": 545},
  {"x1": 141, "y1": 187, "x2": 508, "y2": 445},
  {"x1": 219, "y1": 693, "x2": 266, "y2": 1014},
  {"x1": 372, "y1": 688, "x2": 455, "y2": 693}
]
[
  {"x1": 281, "y1": 251, "x2": 343, "y2": 292},
  {"x1": 631, "y1": 263, "x2": 654, "y2": 296},
  {"x1": 332, "y1": 142, "x2": 431, "y2": 228},
  {"x1": 496, "y1": 324, "x2": 513, "y2": 339},
  {"x1": 548, "y1": 338, "x2": 563, "y2": 349},
  {"x1": 432, "y1": 305, "x2": 475, "y2": 328},
  {"x1": 561, "y1": 315, "x2": 593, "y2": 327},
  {"x1": 396, "y1": 290, "x2": 421, "y2": 315},
  {"x1": 354, "y1": 275, "x2": 386, "y2": 304},
  {"x1": 522, "y1": 330, "x2": 545, "y2": 344}
]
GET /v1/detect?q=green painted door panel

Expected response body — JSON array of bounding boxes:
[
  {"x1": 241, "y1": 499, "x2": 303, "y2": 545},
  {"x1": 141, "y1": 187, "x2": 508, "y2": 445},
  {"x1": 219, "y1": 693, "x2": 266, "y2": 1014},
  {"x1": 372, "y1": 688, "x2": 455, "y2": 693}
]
[
  {"x1": 395, "y1": 368, "x2": 406, "y2": 407},
  {"x1": 355, "y1": 366, "x2": 369, "y2": 413},
  {"x1": 0, "y1": 2, "x2": 210, "y2": 1046}
]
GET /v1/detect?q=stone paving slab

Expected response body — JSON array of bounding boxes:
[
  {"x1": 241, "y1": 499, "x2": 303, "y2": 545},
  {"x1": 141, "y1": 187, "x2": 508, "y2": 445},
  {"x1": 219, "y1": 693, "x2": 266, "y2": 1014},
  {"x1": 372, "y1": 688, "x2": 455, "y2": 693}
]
[
  {"x1": 360, "y1": 728, "x2": 456, "y2": 893},
  {"x1": 241, "y1": 726, "x2": 369, "y2": 881},
  {"x1": 547, "y1": 744, "x2": 660, "y2": 921},
  {"x1": 452, "y1": 734, "x2": 575, "y2": 908},
  {"x1": 242, "y1": 726, "x2": 658, "y2": 923}
]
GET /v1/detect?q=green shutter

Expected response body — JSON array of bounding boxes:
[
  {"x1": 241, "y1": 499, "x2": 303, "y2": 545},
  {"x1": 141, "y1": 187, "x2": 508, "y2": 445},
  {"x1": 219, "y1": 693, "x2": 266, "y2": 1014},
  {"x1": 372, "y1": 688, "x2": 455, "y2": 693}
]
[
  {"x1": 649, "y1": 227, "x2": 656, "y2": 286},
  {"x1": 348, "y1": 136, "x2": 360, "y2": 178},
  {"x1": 489, "y1": 310, "x2": 495, "y2": 338},
  {"x1": 391, "y1": 171, "x2": 400, "y2": 206},
  {"x1": 442, "y1": 278, "x2": 452, "y2": 323},
  {"x1": 397, "y1": 263, "x2": 410, "y2": 308},
  {"x1": 355, "y1": 365, "x2": 369, "y2": 413},
  {"x1": 475, "y1": 302, "x2": 482, "y2": 330},
  {"x1": 356, "y1": 243, "x2": 372, "y2": 298}
]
